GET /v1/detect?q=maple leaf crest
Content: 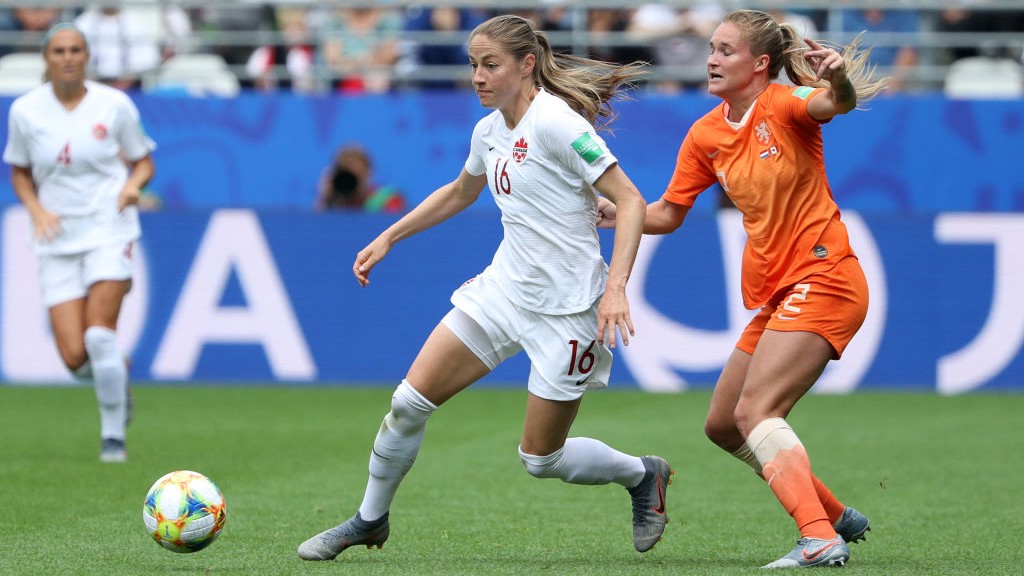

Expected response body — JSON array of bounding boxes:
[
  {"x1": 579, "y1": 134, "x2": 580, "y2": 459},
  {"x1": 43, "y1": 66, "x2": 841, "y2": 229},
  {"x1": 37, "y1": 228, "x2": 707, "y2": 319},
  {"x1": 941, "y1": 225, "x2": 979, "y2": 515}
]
[{"x1": 512, "y1": 137, "x2": 528, "y2": 162}]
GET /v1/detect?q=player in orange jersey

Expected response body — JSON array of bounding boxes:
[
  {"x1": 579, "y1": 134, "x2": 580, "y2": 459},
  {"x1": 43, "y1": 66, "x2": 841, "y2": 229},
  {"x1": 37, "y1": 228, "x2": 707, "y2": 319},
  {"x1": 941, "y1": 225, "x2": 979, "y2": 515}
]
[{"x1": 598, "y1": 9, "x2": 887, "y2": 569}]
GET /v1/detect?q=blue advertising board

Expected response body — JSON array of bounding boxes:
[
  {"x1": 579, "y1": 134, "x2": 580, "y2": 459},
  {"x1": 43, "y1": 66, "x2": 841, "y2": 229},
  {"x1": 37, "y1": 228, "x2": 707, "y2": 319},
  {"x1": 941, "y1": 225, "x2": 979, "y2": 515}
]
[
  {"x1": 1, "y1": 92, "x2": 1022, "y2": 214},
  {"x1": 2, "y1": 208, "x2": 1021, "y2": 393}
]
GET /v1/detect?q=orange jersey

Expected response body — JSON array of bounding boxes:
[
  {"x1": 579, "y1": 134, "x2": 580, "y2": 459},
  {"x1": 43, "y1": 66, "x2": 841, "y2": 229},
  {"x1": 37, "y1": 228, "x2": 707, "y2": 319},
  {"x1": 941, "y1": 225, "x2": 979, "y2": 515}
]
[{"x1": 663, "y1": 83, "x2": 855, "y2": 309}]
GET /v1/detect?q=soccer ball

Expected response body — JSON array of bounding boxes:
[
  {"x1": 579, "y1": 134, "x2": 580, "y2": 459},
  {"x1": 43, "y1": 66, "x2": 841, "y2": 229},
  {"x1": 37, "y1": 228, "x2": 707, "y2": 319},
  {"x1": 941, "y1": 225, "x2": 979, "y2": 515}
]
[{"x1": 142, "y1": 470, "x2": 227, "y2": 553}]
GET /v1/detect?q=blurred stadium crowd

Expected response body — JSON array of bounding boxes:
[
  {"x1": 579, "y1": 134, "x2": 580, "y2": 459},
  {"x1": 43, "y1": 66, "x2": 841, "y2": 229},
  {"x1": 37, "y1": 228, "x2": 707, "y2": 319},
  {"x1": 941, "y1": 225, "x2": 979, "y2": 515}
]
[{"x1": 0, "y1": 1, "x2": 1022, "y2": 97}]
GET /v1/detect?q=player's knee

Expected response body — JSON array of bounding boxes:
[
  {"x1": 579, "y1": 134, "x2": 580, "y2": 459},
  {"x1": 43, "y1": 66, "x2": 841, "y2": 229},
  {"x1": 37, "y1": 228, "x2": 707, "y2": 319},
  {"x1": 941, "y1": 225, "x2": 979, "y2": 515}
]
[
  {"x1": 733, "y1": 405, "x2": 765, "y2": 439},
  {"x1": 386, "y1": 379, "x2": 436, "y2": 434},
  {"x1": 704, "y1": 416, "x2": 740, "y2": 450},
  {"x1": 518, "y1": 445, "x2": 564, "y2": 479},
  {"x1": 84, "y1": 326, "x2": 118, "y2": 360}
]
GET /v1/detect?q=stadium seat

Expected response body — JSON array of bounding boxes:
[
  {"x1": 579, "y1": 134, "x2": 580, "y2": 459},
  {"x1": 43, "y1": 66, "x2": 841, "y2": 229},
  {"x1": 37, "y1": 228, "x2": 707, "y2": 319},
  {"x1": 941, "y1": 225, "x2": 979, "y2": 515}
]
[
  {"x1": 145, "y1": 53, "x2": 240, "y2": 97},
  {"x1": 0, "y1": 52, "x2": 46, "y2": 96},
  {"x1": 944, "y1": 56, "x2": 1024, "y2": 100}
]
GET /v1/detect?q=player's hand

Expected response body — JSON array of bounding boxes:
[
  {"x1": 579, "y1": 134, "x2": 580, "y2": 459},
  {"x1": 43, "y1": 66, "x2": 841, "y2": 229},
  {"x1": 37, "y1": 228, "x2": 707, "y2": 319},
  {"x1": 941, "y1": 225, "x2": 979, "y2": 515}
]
[
  {"x1": 118, "y1": 186, "x2": 140, "y2": 212},
  {"x1": 596, "y1": 196, "x2": 617, "y2": 229},
  {"x1": 596, "y1": 287, "x2": 634, "y2": 348},
  {"x1": 31, "y1": 210, "x2": 62, "y2": 242},
  {"x1": 353, "y1": 236, "x2": 392, "y2": 287},
  {"x1": 803, "y1": 38, "x2": 846, "y2": 82}
]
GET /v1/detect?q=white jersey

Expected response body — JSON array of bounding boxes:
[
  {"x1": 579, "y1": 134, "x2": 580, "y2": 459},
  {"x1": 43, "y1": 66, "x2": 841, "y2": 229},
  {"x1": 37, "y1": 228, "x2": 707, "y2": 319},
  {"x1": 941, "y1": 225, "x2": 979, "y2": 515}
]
[
  {"x1": 464, "y1": 88, "x2": 617, "y2": 315},
  {"x1": 3, "y1": 80, "x2": 155, "y2": 255}
]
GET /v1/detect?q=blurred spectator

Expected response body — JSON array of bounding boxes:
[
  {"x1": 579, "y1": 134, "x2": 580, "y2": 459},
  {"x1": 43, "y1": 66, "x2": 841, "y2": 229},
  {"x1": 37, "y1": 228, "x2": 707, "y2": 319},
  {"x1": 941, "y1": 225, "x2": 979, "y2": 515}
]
[
  {"x1": 0, "y1": 7, "x2": 73, "y2": 56},
  {"x1": 936, "y1": 6, "x2": 1024, "y2": 63},
  {"x1": 398, "y1": 6, "x2": 487, "y2": 90},
  {"x1": 835, "y1": 8, "x2": 920, "y2": 92},
  {"x1": 316, "y1": 6, "x2": 402, "y2": 94},
  {"x1": 133, "y1": 0, "x2": 193, "y2": 62},
  {"x1": 74, "y1": 4, "x2": 163, "y2": 90},
  {"x1": 316, "y1": 144, "x2": 405, "y2": 213},
  {"x1": 192, "y1": 2, "x2": 277, "y2": 87},
  {"x1": 511, "y1": 3, "x2": 573, "y2": 53},
  {"x1": 586, "y1": 8, "x2": 654, "y2": 67},
  {"x1": 763, "y1": 2, "x2": 818, "y2": 39},
  {"x1": 627, "y1": 1, "x2": 725, "y2": 93},
  {"x1": 245, "y1": 7, "x2": 314, "y2": 92}
]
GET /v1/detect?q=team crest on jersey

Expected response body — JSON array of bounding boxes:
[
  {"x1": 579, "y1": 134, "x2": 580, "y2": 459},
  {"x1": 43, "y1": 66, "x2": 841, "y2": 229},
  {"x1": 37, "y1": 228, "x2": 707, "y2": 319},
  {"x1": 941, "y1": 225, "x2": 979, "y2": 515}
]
[
  {"x1": 755, "y1": 121, "x2": 772, "y2": 145},
  {"x1": 512, "y1": 137, "x2": 528, "y2": 163},
  {"x1": 93, "y1": 124, "x2": 108, "y2": 140}
]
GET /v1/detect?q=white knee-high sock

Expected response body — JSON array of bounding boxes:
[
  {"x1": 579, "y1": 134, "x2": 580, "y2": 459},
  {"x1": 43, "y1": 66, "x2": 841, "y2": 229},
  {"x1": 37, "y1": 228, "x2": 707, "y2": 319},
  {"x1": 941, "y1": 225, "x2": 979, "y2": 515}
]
[
  {"x1": 518, "y1": 437, "x2": 645, "y2": 487},
  {"x1": 84, "y1": 326, "x2": 127, "y2": 441},
  {"x1": 359, "y1": 380, "x2": 436, "y2": 521}
]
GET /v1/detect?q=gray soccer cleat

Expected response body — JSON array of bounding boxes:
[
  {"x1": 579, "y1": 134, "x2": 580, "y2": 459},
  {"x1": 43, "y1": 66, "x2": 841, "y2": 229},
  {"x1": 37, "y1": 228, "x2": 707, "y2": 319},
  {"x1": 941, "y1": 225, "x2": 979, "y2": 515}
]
[
  {"x1": 627, "y1": 455, "x2": 673, "y2": 552},
  {"x1": 99, "y1": 438, "x2": 126, "y2": 463},
  {"x1": 833, "y1": 507, "x2": 870, "y2": 544},
  {"x1": 297, "y1": 512, "x2": 390, "y2": 561},
  {"x1": 762, "y1": 536, "x2": 850, "y2": 569}
]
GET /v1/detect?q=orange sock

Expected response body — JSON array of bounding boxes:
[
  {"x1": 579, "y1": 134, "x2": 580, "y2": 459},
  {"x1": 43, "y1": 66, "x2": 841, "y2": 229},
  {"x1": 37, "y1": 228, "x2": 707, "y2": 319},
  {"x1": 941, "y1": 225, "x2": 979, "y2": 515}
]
[
  {"x1": 738, "y1": 443, "x2": 846, "y2": 527},
  {"x1": 748, "y1": 418, "x2": 837, "y2": 541},
  {"x1": 811, "y1": 474, "x2": 846, "y2": 525}
]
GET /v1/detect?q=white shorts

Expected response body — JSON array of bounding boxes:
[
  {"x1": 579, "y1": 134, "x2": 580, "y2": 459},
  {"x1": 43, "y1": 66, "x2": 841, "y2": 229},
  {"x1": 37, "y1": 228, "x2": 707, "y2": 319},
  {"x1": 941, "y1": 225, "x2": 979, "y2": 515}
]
[
  {"x1": 444, "y1": 273, "x2": 612, "y2": 402},
  {"x1": 38, "y1": 241, "x2": 135, "y2": 307}
]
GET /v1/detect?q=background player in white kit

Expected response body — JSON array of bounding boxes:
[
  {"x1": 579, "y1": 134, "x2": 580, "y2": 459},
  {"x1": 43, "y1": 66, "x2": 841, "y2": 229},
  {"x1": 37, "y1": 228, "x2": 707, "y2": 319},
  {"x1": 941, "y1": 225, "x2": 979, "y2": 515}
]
[
  {"x1": 298, "y1": 14, "x2": 673, "y2": 561},
  {"x1": 3, "y1": 23, "x2": 155, "y2": 463}
]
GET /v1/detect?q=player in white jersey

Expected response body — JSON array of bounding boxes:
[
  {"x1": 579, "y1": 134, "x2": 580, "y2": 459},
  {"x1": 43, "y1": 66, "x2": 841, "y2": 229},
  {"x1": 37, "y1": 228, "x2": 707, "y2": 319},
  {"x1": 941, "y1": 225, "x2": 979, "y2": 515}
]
[
  {"x1": 299, "y1": 15, "x2": 674, "y2": 561},
  {"x1": 3, "y1": 23, "x2": 156, "y2": 463}
]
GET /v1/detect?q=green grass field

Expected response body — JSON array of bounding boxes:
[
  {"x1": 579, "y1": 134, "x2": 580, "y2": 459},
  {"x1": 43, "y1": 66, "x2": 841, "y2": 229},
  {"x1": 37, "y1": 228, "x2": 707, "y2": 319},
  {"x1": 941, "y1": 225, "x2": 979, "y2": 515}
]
[{"x1": 1, "y1": 385, "x2": 1020, "y2": 575}]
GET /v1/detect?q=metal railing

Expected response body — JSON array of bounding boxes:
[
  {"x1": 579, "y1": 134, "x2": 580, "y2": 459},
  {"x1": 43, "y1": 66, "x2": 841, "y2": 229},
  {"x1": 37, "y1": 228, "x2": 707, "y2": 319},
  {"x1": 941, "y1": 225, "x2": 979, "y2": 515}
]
[{"x1": 1, "y1": 1, "x2": 1021, "y2": 94}]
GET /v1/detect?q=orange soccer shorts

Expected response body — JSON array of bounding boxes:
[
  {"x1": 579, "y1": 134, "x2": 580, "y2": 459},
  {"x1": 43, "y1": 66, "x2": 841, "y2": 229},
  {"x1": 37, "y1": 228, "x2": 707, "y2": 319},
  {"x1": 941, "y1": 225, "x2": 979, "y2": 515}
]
[{"x1": 736, "y1": 256, "x2": 868, "y2": 359}]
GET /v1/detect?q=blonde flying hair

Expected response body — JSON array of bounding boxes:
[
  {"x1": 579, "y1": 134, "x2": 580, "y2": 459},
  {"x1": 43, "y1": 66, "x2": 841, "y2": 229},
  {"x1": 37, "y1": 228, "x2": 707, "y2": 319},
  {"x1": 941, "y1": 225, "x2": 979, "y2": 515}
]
[
  {"x1": 723, "y1": 10, "x2": 888, "y2": 106},
  {"x1": 469, "y1": 14, "x2": 646, "y2": 131}
]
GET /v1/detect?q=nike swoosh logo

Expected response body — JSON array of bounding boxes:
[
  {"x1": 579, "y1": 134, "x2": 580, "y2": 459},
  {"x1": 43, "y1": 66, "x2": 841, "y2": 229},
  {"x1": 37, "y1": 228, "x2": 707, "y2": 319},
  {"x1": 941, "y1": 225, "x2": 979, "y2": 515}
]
[
  {"x1": 652, "y1": 476, "x2": 666, "y2": 514},
  {"x1": 574, "y1": 376, "x2": 591, "y2": 386},
  {"x1": 706, "y1": 150, "x2": 719, "y2": 158},
  {"x1": 488, "y1": 146, "x2": 495, "y2": 151},
  {"x1": 802, "y1": 540, "x2": 839, "y2": 561}
]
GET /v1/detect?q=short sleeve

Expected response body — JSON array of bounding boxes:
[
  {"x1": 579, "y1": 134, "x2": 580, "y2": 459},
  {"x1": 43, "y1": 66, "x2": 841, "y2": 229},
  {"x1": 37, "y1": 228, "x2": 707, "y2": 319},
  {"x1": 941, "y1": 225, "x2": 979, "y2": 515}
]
[
  {"x1": 662, "y1": 130, "x2": 717, "y2": 207},
  {"x1": 3, "y1": 101, "x2": 30, "y2": 167},
  {"x1": 543, "y1": 109, "x2": 616, "y2": 185},
  {"x1": 785, "y1": 85, "x2": 827, "y2": 128},
  {"x1": 115, "y1": 95, "x2": 156, "y2": 161},
  {"x1": 464, "y1": 119, "x2": 486, "y2": 176}
]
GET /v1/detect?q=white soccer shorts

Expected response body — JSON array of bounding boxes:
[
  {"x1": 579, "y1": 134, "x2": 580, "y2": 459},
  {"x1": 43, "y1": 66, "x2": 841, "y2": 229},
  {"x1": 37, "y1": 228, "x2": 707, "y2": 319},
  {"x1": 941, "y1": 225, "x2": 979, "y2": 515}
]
[{"x1": 444, "y1": 272, "x2": 612, "y2": 401}]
